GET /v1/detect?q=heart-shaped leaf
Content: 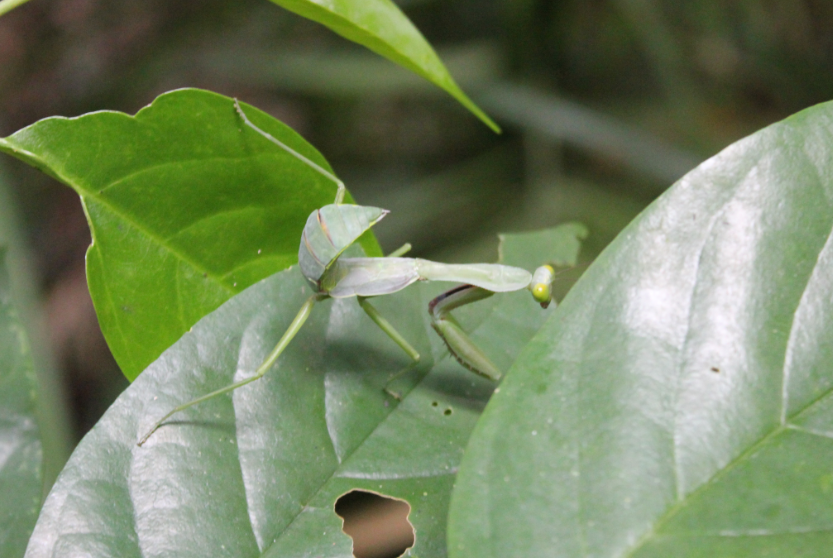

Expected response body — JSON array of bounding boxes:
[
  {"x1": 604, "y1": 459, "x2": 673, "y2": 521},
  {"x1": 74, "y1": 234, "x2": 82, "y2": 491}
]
[
  {"x1": 24, "y1": 225, "x2": 583, "y2": 557},
  {"x1": 449, "y1": 101, "x2": 833, "y2": 556},
  {"x1": 265, "y1": 0, "x2": 499, "y2": 132},
  {"x1": 0, "y1": 250, "x2": 42, "y2": 557},
  {"x1": 0, "y1": 89, "x2": 381, "y2": 380}
]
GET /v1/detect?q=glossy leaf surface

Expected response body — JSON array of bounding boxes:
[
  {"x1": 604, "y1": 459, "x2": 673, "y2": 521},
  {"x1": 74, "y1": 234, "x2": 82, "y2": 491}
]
[
  {"x1": 0, "y1": 89, "x2": 380, "y2": 380},
  {"x1": 265, "y1": 0, "x2": 499, "y2": 132},
  {"x1": 449, "y1": 102, "x2": 833, "y2": 556},
  {"x1": 25, "y1": 225, "x2": 584, "y2": 557},
  {"x1": 0, "y1": 250, "x2": 42, "y2": 557}
]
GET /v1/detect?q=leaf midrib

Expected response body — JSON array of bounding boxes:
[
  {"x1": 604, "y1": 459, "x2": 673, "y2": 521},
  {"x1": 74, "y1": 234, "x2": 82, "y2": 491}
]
[
  {"x1": 622, "y1": 211, "x2": 833, "y2": 558},
  {"x1": 250, "y1": 286, "x2": 506, "y2": 554},
  {"x1": 256, "y1": 356, "x2": 452, "y2": 555},
  {"x1": 7, "y1": 141, "x2": 241, "y2": 295}
]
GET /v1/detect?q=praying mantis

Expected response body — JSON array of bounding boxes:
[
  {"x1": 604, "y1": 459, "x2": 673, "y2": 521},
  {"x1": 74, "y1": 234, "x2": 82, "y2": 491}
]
[{"x1": 137, "y1": 101, "x2": 558, "y2": 446}]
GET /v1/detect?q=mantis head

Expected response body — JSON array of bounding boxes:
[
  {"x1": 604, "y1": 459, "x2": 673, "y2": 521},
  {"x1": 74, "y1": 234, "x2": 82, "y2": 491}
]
[{"x1": 529, "y1": 265, "x2": 556, "y2": 308}]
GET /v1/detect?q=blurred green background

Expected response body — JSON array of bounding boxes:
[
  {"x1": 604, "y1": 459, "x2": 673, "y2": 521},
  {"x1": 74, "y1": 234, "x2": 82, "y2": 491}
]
[{"x1": 1, "y1": 0, "x2": 832, "y2": 462}]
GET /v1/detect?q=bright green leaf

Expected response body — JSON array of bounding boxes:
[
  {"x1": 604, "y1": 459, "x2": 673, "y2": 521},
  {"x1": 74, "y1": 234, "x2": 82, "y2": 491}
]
[
  {"x1": 0, "y1": 0, "x2": 31, "y2": 18},
  {"x1": 499, "y1": 223, "x2": 588, "y2": 269},
  {"x1": 24, "y1": 226, "x2": 582, "y2": 557},
  {"x1": 0, "y1": 249, "x2": 42, "y2": 557},
  {"x1": 449, "y1": 102, "x2": 833, "y2": 556},
  {"x1": 0, "y1": 89, "x2": 381, "y2": 381},
  {"x1": 265, "y1": 0, "x2": 500, "y2": 132}
]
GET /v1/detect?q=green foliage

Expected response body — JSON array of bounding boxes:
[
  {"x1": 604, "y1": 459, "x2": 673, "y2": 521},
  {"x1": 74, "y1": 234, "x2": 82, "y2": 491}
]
[
  {"x1": 0, "y1": 89, "x2": 381, "y2": 381},
  {"x1": 23, "y1": 226, "x2": 582, "y2": 557},
  {"x1": 448, "y1": 101, "x2": 833, "y2": 556},
  {"x1": 264, "y1": 0, "x2": 500, "y2": 132},
  {"x1": 2, "y1": 3, "x2": 832, "y2": 549},
  {"x1": 8, "y1": 86, "x2": 833, "y2": 556},
  {"x1": 0, "y1": 0, "x2": 30, "y2": 18},
  {"x1": 0, "y1": 250, "x2": 42, "y2": 557}
]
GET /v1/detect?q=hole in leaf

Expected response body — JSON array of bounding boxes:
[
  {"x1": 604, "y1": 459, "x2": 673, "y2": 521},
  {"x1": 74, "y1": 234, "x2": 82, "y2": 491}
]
[
  {"x1": 335, "y1": 490, "x2": 415, "y2": 558},
  {"x1": 431, "y1": 401, "x2": 438, "y2": 407},
  {"x1": 444, "y1": 408, "x2": 452, "y2": 416}
]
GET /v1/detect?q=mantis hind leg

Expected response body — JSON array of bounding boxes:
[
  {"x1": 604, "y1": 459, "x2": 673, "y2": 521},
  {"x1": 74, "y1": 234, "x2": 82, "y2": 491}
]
[
  {"x1": 429, "y1": 285, "x2": 502, "y2": 381},
  {"x1": 137, "y1": 294, "x2": 319, "y2": 446},
  {"x1": 234, "y1": 99, "x2": 345, "y2": 204}
]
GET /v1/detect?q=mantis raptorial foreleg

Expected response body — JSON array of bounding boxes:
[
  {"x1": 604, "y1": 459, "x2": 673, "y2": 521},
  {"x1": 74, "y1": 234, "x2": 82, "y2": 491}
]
[
  {"x1": 424, "y1": 265, "x2": 557, "y2": 380},
  {"x1": 429, "y1": 285, "x2": 501, "y2": 380},
  {"x1": 137, "y1": 294, "x2": 319, "y2": 446}
]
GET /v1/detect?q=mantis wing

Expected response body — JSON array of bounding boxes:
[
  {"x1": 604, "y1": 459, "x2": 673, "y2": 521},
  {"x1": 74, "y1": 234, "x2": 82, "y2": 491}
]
[
  {"x1": 323, "y1": 257, "x2": 532, "y2": 298},
  {"x1": 298, "y1": 204, "x2": 388, "y2": 288},
  {"x1": 322, "y1": 257, "x2": 420, "y2": 297}
]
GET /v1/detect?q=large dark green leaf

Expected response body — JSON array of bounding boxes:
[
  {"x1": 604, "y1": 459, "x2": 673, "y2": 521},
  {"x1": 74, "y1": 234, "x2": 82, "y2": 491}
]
[
  {"x1": 0, "y1": 89, "x2": 380, "y2": 381},
  {"x1": 449, "y1": 102, "x2": 833, "y2": 556},
  {"x1": 265, "y1": 0, "x2": 499, "y2": 132},
  {"x1": 25, "y1": 226, "x2": 583, "y2": 557},
  {"x1": 0, "y1": 249, "x2": 42, "y2": 557}
]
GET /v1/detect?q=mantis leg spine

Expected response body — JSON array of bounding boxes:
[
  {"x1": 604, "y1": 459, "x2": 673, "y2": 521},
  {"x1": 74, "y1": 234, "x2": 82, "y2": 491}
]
[{"x1": 428, "y1": 285, "x2": 501, "y2": 380}]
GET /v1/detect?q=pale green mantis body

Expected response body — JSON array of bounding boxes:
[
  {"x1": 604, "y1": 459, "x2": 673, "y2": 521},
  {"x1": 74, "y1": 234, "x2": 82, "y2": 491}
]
[{"x1": 137, "y1": 101, "x2": 557, "y2": 446}]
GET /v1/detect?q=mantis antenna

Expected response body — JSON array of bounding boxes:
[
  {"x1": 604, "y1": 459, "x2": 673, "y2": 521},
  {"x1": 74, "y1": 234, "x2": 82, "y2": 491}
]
[{"x1": 234, "y1": 99, "x2": 346, "y2": 204}]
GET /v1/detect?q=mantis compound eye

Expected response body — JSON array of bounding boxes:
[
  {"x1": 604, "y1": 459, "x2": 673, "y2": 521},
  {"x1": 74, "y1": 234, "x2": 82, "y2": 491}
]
[{"x1": 530, "y1": 265, "x2": 556, "y2": 308}]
